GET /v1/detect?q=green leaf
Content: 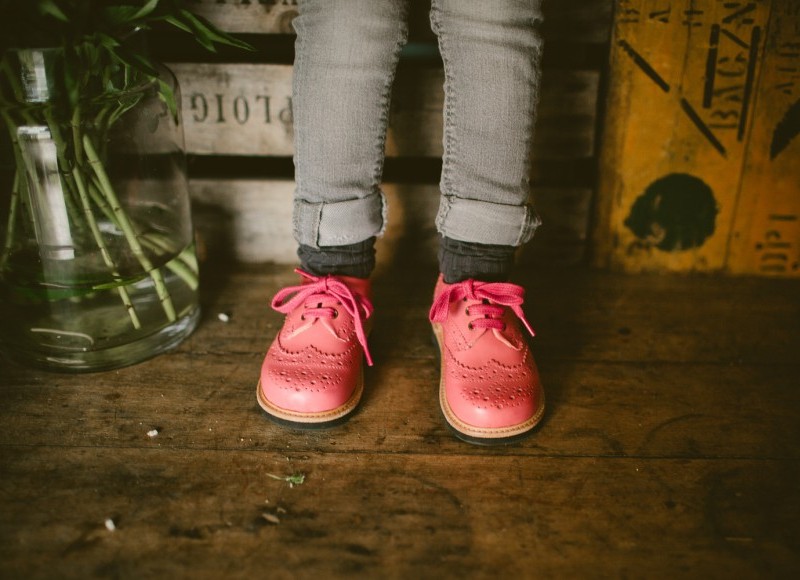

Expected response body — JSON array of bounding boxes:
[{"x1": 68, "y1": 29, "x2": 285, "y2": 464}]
[
  {"x1": 106, "y1": 91, "x2": 146, "y2": 128},
  {"x1": 110, "y1": 46, "x2": 159, "y2": 78},
  {"x1": 157, "y1": 78, "x2": 178, "y2": 122},
  {"x1": 62, "y1": 58, "x2": 81, "y2": 107},
  {"x1": 265, "y1": 473, "x2": 306, "y2": 487},
  {"x1": 38, "y1": 0, "x2": 69, "y2": 22},
  {"x1": 130, "y1": 0, "x2": 160, "y2": 21},
  {"x1": 96, "y1": 33, "x2": 120, "y2": 49},
  {"x1": 178, "y1": 9, "x2": 255, "y2": 52},
  {"x1": 167, "y1": 11, "x2": 216, "y2": 52},
  {"x1": 192, "y1": 30, "x2": 217, "y2": 53},
  {"x1": 162, "y1": 14, "x2": 192, "y2": 34},
  {"x1": 81, "y1": 42, "x2": 100, "y2": 71},
  {"x1": 103, "y1": 5, "x2": 142, "y2": 26}
]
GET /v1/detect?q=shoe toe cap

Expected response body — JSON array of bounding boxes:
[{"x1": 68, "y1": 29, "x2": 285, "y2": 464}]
[
  {"x1": 445, "y1": 369, "x2": 543, "y2": 431},
  {"x1": 261, "y1": 355, "x2": 358, "y2": 414}
]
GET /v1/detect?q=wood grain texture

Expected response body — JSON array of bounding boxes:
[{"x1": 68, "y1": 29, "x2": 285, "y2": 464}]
[
  {"x1": 727, "y1": 1, "x2": 800, "y2": 276},
  {"x1": 191, "y1": 0, "x2": 300, "y2": 35},
  {"x1": 169, "y1": 63, "x2": 599, "y2": 160},
  {"x1": 190, "y1": 0, "x2": 613, "y2": 43},
  {"x1": 2, "y1": 355, "x2": 799, "y2": 459},
  {"x1": 1, "y1": 264, "x2": 799, "y2": 578},
  {"x1": 592, "y1": 0, "x2": 800, "y2": 276},
  {"x1": 1, "y1": 447, "x2": 797, "y2": 579},
  {"x1": 166, "y1": 0, "x2": 608, "y2": 270},
  {"x1": 189, "y1": 180, "x2": 592, "y2": 265}
]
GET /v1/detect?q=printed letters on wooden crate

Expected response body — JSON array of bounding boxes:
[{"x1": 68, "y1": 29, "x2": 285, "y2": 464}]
[{"x1": 594, "y1": 0, "x2": 799, "y2": 277}]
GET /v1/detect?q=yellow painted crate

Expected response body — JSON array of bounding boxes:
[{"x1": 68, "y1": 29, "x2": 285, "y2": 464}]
[{"x1": 593, "y1": 0, "x2": 800, "y2": 277}]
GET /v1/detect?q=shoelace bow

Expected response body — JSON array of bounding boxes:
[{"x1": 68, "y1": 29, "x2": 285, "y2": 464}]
[
  {"x1": 428, "y1": 279, "x2": 535, "y2": 337},
  {"x1": 271, "y1": 269, "x2": 375, "y2": 365}
]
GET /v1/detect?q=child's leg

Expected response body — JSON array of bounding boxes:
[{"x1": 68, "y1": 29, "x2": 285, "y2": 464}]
[
  {"x1": 258, "y1": 0, "x2": 409, "y2": 427},
  {"x1": 428, "y1": 0, "x2": 546, "y2": 444},
  {"x1": 430, "y1": 0, "x2": 544, "y2": 282},
  {"x1": 292, "y1": 0, "x2": 410, "y2": 278}
]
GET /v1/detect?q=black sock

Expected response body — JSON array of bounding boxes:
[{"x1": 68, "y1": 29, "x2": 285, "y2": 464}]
[
  {"x1": 297, "y1": 237, "x2": 376, "y2": 279},
  {"x1": 438, "y1": 236, "x2": 516, "y2": 284}
]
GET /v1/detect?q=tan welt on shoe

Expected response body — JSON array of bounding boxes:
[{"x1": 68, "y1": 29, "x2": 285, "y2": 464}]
[
  {"x1": 257, "y1": 269, "x2": 373, "y2": 428},
  {"x1": 429, "y1": 275, "x2": 545, "y2": 444}
]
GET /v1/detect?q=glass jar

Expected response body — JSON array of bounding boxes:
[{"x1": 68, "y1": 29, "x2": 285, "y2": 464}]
[{"x1": 0, "y1": 48, "x2": 200, "y2": 371}]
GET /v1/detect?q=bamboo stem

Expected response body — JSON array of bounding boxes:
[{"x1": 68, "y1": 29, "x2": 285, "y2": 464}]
[
  {"x1": 71, "y1": 167, "x2": 141, "y2": 329},
  {"x1": 70, "y1": 106, "x2": 84, "y2": 163},
  {"x1": 140, "y1": 231, "x2": 199, "y2": 275},
  {"x1": 57, "y1": 166, "x2": 86, "y2": 239},
  {"x1": 42, "y1": 107, "x2": 88, "y2": 237},
  {"x1": 1, "y1": 110, "x2": 36, "y2": 235},
  {"x1": 139, "y1": 235, "x2": 199, "y2": 291},
  {"x1": 2, "y1": 50, "x2": 191, "y2": 330},
  {"x1": 82, "y1": 134, "x2": 176, "y2": 321},
  {"x1": 0, "y1": 171, "x2": 21, "y2": 270},
  {"x1": 34, "y1": 107, "x2": 144, "y2": 328},
  {"x1": 139, "y1": 233, "x2": 199, "y2": 290},
  {"x1": 87, "y1": 180, "x2": 199, "y2": 292}
]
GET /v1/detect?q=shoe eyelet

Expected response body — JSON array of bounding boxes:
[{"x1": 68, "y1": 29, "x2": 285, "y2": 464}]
[
  {"x1": 467, "y1": 323, "x2": 474, "y2": 330},
  {"x1": 300, "y1": 314, "x2": 306, "y2": 321},
  {"x1": 332, "y1": 309, "x2": 339, "y2": 319},
  {"x1": 465, "y1": 308, "x2": 470, "y2": 316}
]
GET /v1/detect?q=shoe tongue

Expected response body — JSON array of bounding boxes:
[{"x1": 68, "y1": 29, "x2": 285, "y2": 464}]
[
  {"x1": 304, "y1": 295, "x2": 336, "y2": 308},
  {"x1": 283, "y1": 314, "x2": 349, "y2": 353},
  {"x1": 492, "y1": 328, "x2": 521, "y2": 350},
  {"x1": 461, "y1": 325, "x2": 523, "y2": 365}
]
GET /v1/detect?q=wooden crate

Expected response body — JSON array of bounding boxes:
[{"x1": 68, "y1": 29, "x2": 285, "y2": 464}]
[
  {"x1": 593, "y1": 0, "x2": 800, "y2": 277},
  {"x1": 168, "y1": 63, "x2": 599, "y2": 160},
  {"x1": 165, "y1": 0, "x2": 611, "y2": 266}
]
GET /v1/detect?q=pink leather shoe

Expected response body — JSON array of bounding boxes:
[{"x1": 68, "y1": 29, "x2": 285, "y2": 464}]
[
  {"x1": 429, "y1": 275, "x2": 545, "y2": 444},
  {"x1": 257, "y1": 269, "x2": 373, "y2": 428}
]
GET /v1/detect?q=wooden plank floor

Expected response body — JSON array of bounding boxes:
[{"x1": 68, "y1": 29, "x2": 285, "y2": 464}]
[{"x1": 2, "y1": 260, "x2": 799, "y2": 578}]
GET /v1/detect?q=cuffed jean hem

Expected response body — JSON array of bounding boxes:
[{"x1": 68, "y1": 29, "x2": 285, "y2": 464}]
[
  {"x1": 293, "y1": 189, "x2": 388, "y2": 248},
  {"x1": 435, "y1": 195, "x2": 542, "y2": 247}
]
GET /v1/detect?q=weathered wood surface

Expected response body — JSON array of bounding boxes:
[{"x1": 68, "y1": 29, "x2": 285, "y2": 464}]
[
  {"x1": 1, "y1": 448, "x2": 797, "y2": 578},
  {"x1": 191, "y1": 0, "x2": 300, "y2": 35},
  {"x1": 593, "y1": 0, "x2": 800, "y2": 277},
  {"x1": 169, "y1": 63, "x2": 599, "y2": 160},
  {"x1": 3, "y1": 353, "x2": 799, "y2": 459},
  {"x1": 166, "y1": 0, "x2": 608, "y2": 272},
  {"x1": 728, "y1": 1, "x2": 800, "y2": 276},
  {"x1": 1, "y1": 265, "x2": 799, "y2": 577},
  {"x1": 190, "y1": 181, "x2": 592, "y2": 265},
  {"x1": 190, "y1": 0, "x2": 612, "y2": 43}
]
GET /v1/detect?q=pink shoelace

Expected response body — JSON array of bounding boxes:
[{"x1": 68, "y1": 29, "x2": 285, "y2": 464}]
[
  {"x1": 428, "y1": 279, "x2": 535, "y2": 337},
  {"x1": 271, "y1": 269, "x2": 375, "y2": 366}
]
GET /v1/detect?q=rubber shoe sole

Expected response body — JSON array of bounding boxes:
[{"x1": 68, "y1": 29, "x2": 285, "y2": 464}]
[
  {"x1": 432, "y1": 324, "x2": 545, "y2": 445},
  {"x1": 256, "y1": 369, "x2": 364, "y2": 430}
]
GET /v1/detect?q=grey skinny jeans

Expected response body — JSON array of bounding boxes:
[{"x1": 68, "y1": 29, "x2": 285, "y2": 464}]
[{"x1": 292, "y1": 0, "x2": 544, "y2": 253}]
